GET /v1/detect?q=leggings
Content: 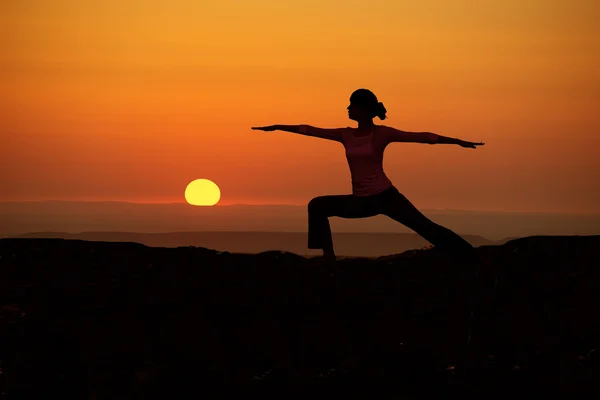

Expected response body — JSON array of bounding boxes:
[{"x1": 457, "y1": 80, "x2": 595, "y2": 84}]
[{"x1": 307, "y1": 185, "x2": 473, "y2": 256}]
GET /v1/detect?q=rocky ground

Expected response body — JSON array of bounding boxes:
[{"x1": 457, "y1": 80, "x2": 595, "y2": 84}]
[{"x1": 1, "y1": 236, "x2": 599, "y2": 398}]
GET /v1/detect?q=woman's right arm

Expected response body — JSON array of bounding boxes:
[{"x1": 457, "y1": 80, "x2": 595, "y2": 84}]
[{"x1": 252, "y1": 124, "x2": 343, "y2": 142}]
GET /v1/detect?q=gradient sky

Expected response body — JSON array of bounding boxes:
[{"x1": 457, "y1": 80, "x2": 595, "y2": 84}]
[{"x1": 1, "y1": 0, "x2": 599, "y2": 213}]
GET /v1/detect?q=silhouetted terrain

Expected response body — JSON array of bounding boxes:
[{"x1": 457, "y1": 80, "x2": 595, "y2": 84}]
[
  {"x1": 8, "y1": 231, "x2": 513, "y2": 258},
  {"x1": 1, "y1": 236, "x2": 599, "y2": 397}
]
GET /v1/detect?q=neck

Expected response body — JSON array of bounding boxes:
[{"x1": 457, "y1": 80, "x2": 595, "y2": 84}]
[{"x1": 357, "y1": 120, "x2": 375, "y2": 130}]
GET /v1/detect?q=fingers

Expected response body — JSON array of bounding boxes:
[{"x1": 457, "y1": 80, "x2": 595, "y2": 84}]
[{"x1": 467, "y1": 142, "x2": 485, "y2": 148}]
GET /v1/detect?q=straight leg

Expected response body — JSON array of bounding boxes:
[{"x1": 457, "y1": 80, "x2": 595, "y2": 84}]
[{"x1": 378, "y1": 187, "x2": 474, "y2": 256}]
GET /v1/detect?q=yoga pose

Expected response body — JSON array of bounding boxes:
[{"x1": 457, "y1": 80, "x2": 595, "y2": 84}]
[
  {"x1": 252, "y1": 88, "x2": 484, "y2": 264},
  {"x1": 251, "y1": 90, "x2": 485, "y2": 381}
]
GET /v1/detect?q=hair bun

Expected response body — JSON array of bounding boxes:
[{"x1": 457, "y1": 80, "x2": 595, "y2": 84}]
[{"x1": 377, "y1": 102, "x2": 387, "y2": 120}]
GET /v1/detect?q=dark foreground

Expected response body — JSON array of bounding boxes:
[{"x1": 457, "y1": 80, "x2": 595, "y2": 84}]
[{"x1": 1, "y1": 236, "x2": 599, "y2": 398}]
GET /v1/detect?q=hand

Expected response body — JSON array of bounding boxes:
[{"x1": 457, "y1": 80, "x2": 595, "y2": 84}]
[
  {"x1": 251, "y1": 125, "x2": 277, "y2": 131},
  {"x1": 458, "y1": 140, "x2": 485, "y2": 149}
]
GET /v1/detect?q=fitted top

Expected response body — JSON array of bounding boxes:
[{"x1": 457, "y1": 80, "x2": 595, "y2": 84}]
[{"x1": 298, "y1": 124, "x2": 439, "y2": 196}]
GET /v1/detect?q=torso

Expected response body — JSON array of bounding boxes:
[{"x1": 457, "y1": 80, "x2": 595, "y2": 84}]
[{"x1": 341, "y1": 125, "x2": 393, "y2": 196}]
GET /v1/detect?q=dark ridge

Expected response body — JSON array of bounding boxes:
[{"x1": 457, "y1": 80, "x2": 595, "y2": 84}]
[{"x1": 1, "y1": 235, "x2": 599, "y2": 397}]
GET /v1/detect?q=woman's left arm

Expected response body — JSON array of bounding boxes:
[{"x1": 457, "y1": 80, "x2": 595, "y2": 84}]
[
  {"x1": 437, "y1": 135, "x2": 485, "y2": 148},
  {"x1": 384, "y1": 126, "x2": 484, "y2": 148},
  {"x1": 384, "y1": 126, "x2": 439, "y2": 144}
]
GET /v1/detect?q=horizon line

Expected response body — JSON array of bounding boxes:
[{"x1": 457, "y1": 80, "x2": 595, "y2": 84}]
[
  {"x1": 3, "y1": 230, "x2": 524, "y2": 243},
  {"x1": 1, "y1": 199, "x2": 599, "y2": 215}
]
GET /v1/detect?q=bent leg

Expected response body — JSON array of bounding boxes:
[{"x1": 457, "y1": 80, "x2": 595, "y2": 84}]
[{"x1": 307, "y1": 194, "x2": 379, "y2": 251}]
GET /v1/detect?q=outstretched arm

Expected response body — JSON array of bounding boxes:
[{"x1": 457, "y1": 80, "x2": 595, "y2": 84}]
[
  {"x1": 385, "y1": 126, "x2": 484, "y2": 148},
  {"x1": 384, "y1": 126, "x2": 440, "y2": 144},
  {"x1": 436, "y1": 135, "x2": 485, "y2": 148},
  {"x1": 251, "y1": 124, "x2": 343, "y2": 142}
]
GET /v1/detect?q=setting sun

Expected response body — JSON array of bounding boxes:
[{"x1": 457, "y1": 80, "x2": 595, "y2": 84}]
[{"x1": 185, "y1": 179, "x2": 221, "y2": 206}]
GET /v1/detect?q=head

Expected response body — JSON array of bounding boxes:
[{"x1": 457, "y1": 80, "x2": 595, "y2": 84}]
[{"x1": 347, "y1": 88, "x2": 387, "y2": 123}]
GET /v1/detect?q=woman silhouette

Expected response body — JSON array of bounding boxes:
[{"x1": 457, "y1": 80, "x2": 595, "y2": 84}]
[{"x1": 253, "y1": 88, "x2": 484, "y2": 268}]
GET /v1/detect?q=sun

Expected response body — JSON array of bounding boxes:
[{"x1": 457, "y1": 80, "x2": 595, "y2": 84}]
[{"x1": 185, "y1": 179, "x2": 221, "y2": 206}]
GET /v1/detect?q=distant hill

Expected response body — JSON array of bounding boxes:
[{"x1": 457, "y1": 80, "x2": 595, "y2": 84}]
[{"x1": 10, "y1": 231, "x2": 515, "y2": 258}]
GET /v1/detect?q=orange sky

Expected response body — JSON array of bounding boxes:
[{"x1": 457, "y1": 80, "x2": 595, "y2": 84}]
[{"x1": 1, "y1": 0, "x2": 599, "y2": 213}]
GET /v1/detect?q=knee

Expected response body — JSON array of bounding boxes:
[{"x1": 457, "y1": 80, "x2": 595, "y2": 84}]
[{"x1": 308, "y1": 196, "x2": 325, "y2": 214}]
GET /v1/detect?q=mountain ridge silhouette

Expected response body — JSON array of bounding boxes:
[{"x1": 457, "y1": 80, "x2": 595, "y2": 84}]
[{"x1": 1, "y1": 235, "x2": 599, "y2": 394}]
